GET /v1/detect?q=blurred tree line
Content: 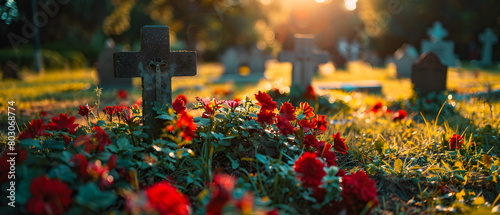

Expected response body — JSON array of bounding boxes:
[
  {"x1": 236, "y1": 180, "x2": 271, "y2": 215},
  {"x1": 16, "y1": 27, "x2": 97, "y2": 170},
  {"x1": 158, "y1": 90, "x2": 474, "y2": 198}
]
[{"x1": 0, "y1": 0, "x2": 499, "y2": 66}]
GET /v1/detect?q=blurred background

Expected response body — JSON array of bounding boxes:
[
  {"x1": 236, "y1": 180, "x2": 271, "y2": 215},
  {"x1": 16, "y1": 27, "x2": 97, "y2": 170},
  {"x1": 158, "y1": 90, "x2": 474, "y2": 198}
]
[{"x1": 0, "y1": 0, "x2": 499, "y2": 71}]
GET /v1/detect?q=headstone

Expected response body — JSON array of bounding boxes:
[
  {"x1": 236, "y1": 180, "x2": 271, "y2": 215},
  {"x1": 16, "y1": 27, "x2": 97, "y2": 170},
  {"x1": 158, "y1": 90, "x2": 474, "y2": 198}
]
[
  {"x1": 393, "y1": 44, "x2": 418, "y2": 78},
  {"x1": 315, "y1": 80, "x2": 382, "y2": 94},
  {"x1": 2, "y1": 60, "x2": 20, "y2": 80},
  {"x1": 220, "y1": 46, "x2": 242, "y2": 75},
  {"x1": 217, "y1": 45, "x2": 266, "y2": 82},
  {"x1": 411, "y1": 53, "x2": 448, "y2": 95},
  {"x1": 98, "y1": 39, "x2": 132, "y2": 87},
  {"x1": 114, "y1": 25, "x2": 197, "y2": 139},
  {"x1": 278, "y1": 34, "x2": 330, "y2": 88},
  {"x1": 421, "y1": 22, "x2": 458, "y2": 67},
  {"x1": 479, "y1": 28, "x2": 497, "y2": 67},
  {"x1": 349, "y1": 39, "x2": 360, "y2": 61}
]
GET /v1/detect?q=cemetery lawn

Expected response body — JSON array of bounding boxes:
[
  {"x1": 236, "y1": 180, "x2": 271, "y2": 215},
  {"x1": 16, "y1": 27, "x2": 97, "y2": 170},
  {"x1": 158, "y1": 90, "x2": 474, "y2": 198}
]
[{"x1": 1, "y1": 63, "x2": 500, "y2": 214}]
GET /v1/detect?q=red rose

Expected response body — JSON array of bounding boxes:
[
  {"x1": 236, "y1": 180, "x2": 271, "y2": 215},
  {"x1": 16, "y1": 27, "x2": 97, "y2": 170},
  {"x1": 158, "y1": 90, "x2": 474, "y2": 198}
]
[
  {"x1": 27, "y1": 176, "x2": 73, "y2": 215},
  {"x1": 207, "y1": 174, "x2": 236, "y2": 215},
  {"x1": 392, "y1": 110, "x2": 407, "y2": 121},
  {"x1": 70, "y1": 154, "x2": 89, "y2": 179},
  {"x1": 176, "y1": 112, "x2": 197, "y2": 142},
  {"x1": 145, "y1": 181, "x2": 191, "y2": 215},
  {"x1": 332, "y1": 132, "x2": 348, "y2": 154},
  {"x1": 340, "y1": 171, "x2": 379, "y2": 215},
  {"x1": 369, "y1": 102, "x2": 383, "y2": 113},
  {"x1": 255, "y1": 91, "x2": 278, "y2": 111},
  {"x1": 316, "y1": 144, "x2": 337, "y2": 167},
  {"x1": 304, "y1": 85, "x2": 317, "y2": 100},
  {"x1": 47, "y1": 113, "x2": 79, "y2": 134},
  {"x1": 117, "y1": 89, "x2": 128, "y2": 100},
  {"x1": 294, "y1": 152, "x2": 326, "y2": 188},
  {"x1": 18, "y1": 119, "x2": 48, "y2": 140},
  {"x1": 315, "y1": 115, "x2": 328, "y2": 132},
  {"x1": 78, "y1": 105, "x2": 91, "y2": 117},
  {"x1": 93, "y1": 126, "x2": 112, "y2": 151},
  {"x1": 257, "y1": 110, "x2": 276, "y2": 125},
  {"x1": 173, "y1": 95, "x2": 187, "y2": 114},
  {"x1": 303, "y1": 134, "x2": 320, "y2": 149},
  {"x1": 279, "y1": 102, "x2": 296, "y2": 121},
  {"x1": 449, "y1": 134, "x2": 464, "y2": 150},
  {"x1": 277, "y1": 115, "x2": 296, "y2": 135}
]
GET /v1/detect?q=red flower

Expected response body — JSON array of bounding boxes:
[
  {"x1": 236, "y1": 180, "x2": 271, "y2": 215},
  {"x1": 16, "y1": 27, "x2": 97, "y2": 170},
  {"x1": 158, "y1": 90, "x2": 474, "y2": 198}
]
[
  {"x1": 108, "y1": 154, "x2": 118, "y2": 169},
  {"x1": 299, "y1": 102, "x2": 315, "y2": 118},
  {"x1": 255, "y1": 91, "x2": 278, "y2": 111},
  {"x1": 196, "y1": 97, "x2": 222, "y2": 117},
  {"x1": 277, "y1": 115, "x2": 296, "y2": 135},
  {"x1": 27, "y1": 176, "x2": 73, "y2": 215},
  {"x1": 298, "y1": 119, "x2": 317, "y2": 133},
  {"x1": 70, "y1": 154, "x2": 89, "y2": 179},
  {"x1": 294, "y1": 152, "x2": 326, "y2": 188},
  {"x1": 78, "y1": 105, "x2": 91, "y2": 117},
  {"x1": 176, "y1": 94, "x2": 188, "y2": 104},
  {"x1": 369, "y1": 102, "x2": 383, "y2": 113},
  {"x1": 93, "y1": 126, "x2": 112, "y2": 151},
  {"x1": 279, "y1": 102, "x2": 296, "y2": 121},
  {"x1": 449, "y1": 134, "x2": 464, "y2": 150},
  {"x1": 340, "y1": 171, "x2": 379, "y2": 215},
  {"x1": 224, "y1": 100, "x2": 241, "y2": 109},
  {"x1": 304, "y1": 85, "x2": 317, "y2": 100},
  {"x1": 173, "y1": 96, "x2": 187, "y2": 114},
  {"x1": 303, "y1": 134, "x2": 320, "y2": 149},
  {"x1": 18, "y1": 119, "x2": 48, "y2": 140},
  {"x1": 0, "y1": 149, "x2": 27, "y2": 183},
  {"x1": 117, "y1": 89, "x2": 128, "y2": 100},
  {"x1": 102, "y1": 106, "x2": 116, "y2": 116},
  {"x1": 392, "y1": 110, "x2": 407, "y2": 121},
  {"x1": 47, "y1": 114, "x2": 79, "y2": 134},
  {"x1": 207, "y1": 174, "x2": 236, "y2": 215},
  {"x1": 145, "y1": 181, "x2": 191, "y2": 215},
  {"x1": 316, "y1": 144, "x2": 337, "y2": 167},
  {"x1": 177, "y1": 112, "x2": 197, "y2": 142},
  {"x1": 315, "y1": 115, "x2": 328, "y2": 132},
  {"x1": 257, "y1": 110, "x2": 276, "y2": 125},
  {"x1": 74, "y1": 134, "x2": 96, "y2": 153},
  {"x1": 332, "y1": 132, "x2": 348, "y2": 154}
]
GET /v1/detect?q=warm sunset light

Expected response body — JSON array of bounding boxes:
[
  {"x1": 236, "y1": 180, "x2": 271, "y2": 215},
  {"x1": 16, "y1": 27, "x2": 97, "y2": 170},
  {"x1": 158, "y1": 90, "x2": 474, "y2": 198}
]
[{"x1": 344, "y1": 0, "x2": 357, "y2": 10}]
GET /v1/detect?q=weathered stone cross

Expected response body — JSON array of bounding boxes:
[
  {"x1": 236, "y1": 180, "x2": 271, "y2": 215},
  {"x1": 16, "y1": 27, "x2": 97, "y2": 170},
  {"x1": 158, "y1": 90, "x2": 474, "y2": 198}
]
[
  {"x1": 479, "y1": 28, "x2": 497, "y2": 67},
  {"x1": 427, "y1": 21, "x2": 448, "y2": 42},
  {"x1": 114, "y1": 25, "x2": 197, "y2": 139},
  {"x1": 278, "y1": 34, "x2": 329, "y2": 88}
]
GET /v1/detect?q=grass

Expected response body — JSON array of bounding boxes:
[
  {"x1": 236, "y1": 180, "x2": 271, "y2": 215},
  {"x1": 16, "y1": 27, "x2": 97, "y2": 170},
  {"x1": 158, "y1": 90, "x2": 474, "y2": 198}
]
[{"x1": 1, "y1": 61, "x2": 500, "y2": 213}]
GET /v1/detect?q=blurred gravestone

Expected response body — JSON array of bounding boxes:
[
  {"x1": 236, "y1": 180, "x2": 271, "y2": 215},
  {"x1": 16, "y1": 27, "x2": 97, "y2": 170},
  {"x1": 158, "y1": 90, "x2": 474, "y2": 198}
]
[
  {"x1": 98, "y1": 39, "x2": 132, "y2": 87},
  {"x1": 349, "y1": 39, "x2": 360, "y2": 61},
  {"x1": 479, "y1": 28, "x2": 498, "y2": 67},
  {"x1": 279, "y1": 34, "x2": 329, "y2": 88},
  {"x1": 2, "y1": 60, "x2": 20, "y2": 80},
  {"x1": 393, "y1": 44, "x2": 418, "y2": 78},
  {"x1": 218, "y1": 45, "x2": 266, "y2": 82},
  {"x1": 411, "y1": 53, "x2": 448, "y2": 95},
  {"x1": 114, "y1": 25, "x2": 197, "y2": 139},
  {"x1": 421, "y1": 22, "x2": 458, "y2": 67}
]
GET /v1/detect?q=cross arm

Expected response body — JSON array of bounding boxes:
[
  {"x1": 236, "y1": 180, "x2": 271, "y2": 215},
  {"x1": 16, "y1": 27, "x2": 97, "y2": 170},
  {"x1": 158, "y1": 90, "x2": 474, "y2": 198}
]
[
  {"x1": 170, "y1": 51, "x2": 197, "y2": 76},
  {"x1": 114, "y1": 52, "x2": 143, "y2": 78}
]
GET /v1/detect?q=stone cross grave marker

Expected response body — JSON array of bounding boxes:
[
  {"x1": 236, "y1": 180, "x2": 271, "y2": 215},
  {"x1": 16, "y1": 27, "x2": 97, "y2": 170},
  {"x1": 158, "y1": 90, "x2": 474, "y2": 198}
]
[
  {"x1": 479, "y1": 28, "x2": 498, "y2": 67},
  {"x1": 278, "y1": 34, "x2": 329, "y2": 88},
  {"x1": 393, "y1": 44, "x2": 418, "y2": 78},
  {"x1": 114, "y1": 25, "x2": 197, "y2": 139},
  {"x1": 421, "y1": 21, "x2": 458, "y2": 67},
  {"x1": 411, "y1": 53, "x2": 448, "y2": 95}
]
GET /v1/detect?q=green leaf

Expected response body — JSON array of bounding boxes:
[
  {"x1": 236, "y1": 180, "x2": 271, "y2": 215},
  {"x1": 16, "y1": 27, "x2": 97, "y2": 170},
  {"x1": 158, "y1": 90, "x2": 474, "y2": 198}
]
[
  {"x1": 75, "y1": 183, "x2": 117, "y2": 211},
  {"x1": 132, "y1": 130, "x2": 143, "y2": 136},
  {"x1": 157, "y1": 114, "x2": 174, "y2": 120},
  {"x1": 255, "y1": 154, "x2": 268, "y2": 165},
  {"x1": 43, "y1": 139, "x2": 65, "y2": 150},
  {"x1": 117, "y1": 137, "x2": 131, "y2": 150},
  {"x1": 374, "y1": 136, "x2": 387, "y2": 154},
  {"x1": 48, "y1": 165, "x2": 77, "y2": 183},
  {"x1": 20, "y1": 138, "x2": 42, "y2": 149}
]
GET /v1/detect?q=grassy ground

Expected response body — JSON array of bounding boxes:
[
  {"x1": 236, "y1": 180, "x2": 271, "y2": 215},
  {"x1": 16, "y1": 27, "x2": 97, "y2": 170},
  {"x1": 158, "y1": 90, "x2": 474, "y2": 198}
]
[{"x1": 1, "y1": 61, "x2": 500, "y2": 214}]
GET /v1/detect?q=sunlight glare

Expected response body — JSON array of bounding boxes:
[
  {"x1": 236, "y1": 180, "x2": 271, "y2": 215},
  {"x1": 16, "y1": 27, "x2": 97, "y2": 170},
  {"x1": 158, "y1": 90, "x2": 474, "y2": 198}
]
[{"x1": 344, "y1": 0, "x2": 357, "y2": 11}]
